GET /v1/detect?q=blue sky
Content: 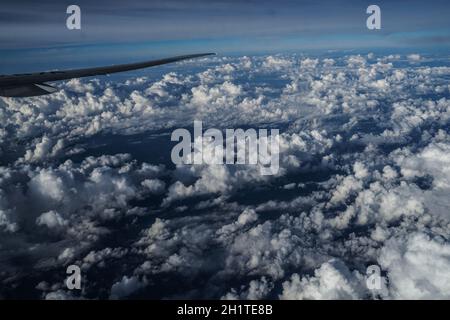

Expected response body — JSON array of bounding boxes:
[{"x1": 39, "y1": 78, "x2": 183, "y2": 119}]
[{"x1": 0, "y1": 0, "x2": 449, "y2": 73}]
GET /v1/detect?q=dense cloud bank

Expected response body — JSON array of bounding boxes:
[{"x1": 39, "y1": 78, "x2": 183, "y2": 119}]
[{"x1": 1, "y1": 53, "x2": 450, "y2": 299}]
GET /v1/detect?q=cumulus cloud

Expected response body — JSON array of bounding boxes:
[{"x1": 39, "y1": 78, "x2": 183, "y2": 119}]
[
  {"x1": 262, "y1": 56, "x2": 293, "y2": 71},
  {"x1": 379, "y1": 233, "x2": 450, "y2": 299},
  {"x1": 407, "y1": 54, "x2": 422, "y2": 62},
  {"x1": 110, "y1": 276, "x2": 145, "y2": 299},
  {"x1": 222, "y1": 276, "x2": 273, "y2": 300},
  {"x1": 280, "y1": 259, "x2": 366, "y2": 300},
  {"x1": 36, "y1": 210, "x2": 68, "y2": 229}
]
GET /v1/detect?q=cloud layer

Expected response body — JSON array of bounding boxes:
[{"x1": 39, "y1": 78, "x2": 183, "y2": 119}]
[{"x1": 1, "y1": 53, "x2": 450, "y2": 299}]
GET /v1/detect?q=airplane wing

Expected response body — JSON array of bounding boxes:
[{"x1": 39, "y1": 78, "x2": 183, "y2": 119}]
[{"x1": 0, "y1": 53, "x2": 215, "y2": 97}]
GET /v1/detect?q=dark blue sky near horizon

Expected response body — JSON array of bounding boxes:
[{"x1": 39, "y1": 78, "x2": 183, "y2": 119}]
[{"x1": 0, "y1": 0, "x2": 449, "y2": 73}]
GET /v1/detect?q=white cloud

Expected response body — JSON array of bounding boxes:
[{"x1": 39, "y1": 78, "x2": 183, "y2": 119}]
[
  {"x1": 262, "y1": 56, "x2": 293, "y2": 71},
  {"x1": 280, "y1": 259, "x2": 366, "y2": 300},
  {"x1": 141, "y1": 179, "x2": 166, "y2": 194},
  {"x1": 379, "y1": 233, "x2": 450, "y2": 299},
  {"x1": 36, "y1": 210, "x2": 67, "y2": 229},
  {"x1": 110, "y1": 276, "x2": 145, "y2": 299}
]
